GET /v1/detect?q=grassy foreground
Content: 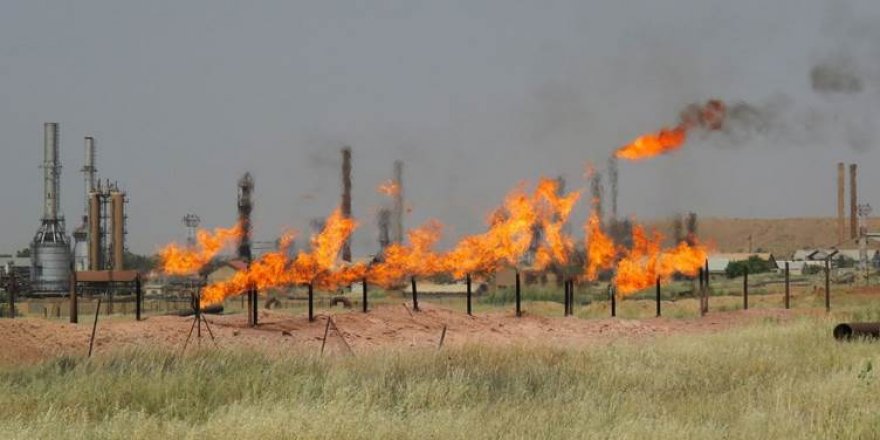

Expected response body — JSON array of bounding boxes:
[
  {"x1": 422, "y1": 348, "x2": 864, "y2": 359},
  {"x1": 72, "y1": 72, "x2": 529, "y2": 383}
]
[{"x1": 2, "y1": 319, "x2": 880, "y2": 439}]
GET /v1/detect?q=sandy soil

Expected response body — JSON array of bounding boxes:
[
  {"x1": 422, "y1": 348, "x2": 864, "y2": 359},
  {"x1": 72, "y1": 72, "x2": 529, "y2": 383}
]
[{"x1": 0, "y1": 301, "x2": 800, "y2": 366}]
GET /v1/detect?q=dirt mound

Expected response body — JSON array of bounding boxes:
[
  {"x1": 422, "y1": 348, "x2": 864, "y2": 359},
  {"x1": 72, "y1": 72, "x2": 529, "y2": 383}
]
[{"x1": 0, "y1": 302, "x2": 796, "y2": 366}]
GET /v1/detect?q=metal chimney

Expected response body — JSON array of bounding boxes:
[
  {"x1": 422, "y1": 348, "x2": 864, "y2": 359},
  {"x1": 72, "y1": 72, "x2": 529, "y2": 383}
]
[
  {"x1": 392, "y1": 160, "x2": 404, "y2": 244},
  {"x1": 850, "y1": 164, "x2": 858, "y2": 240},
  {"x1": 838, "y1": 162, "x2": 845, "y2": 244},
  {"x1": 43, "y1": 123, "x2": 61, "y2": 221}
]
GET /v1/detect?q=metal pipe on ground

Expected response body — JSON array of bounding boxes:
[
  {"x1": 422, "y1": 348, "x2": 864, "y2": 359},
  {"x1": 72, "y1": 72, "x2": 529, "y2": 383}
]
[
  {"x1": 834, "y1": 323, "x2": 880, "y2": 340},
  {"x1": 411, "y1": 276, "x2": 419, "y2": 312},
  {"x1": 515, "y1": 271, "x2": 521, "y2": 317}
]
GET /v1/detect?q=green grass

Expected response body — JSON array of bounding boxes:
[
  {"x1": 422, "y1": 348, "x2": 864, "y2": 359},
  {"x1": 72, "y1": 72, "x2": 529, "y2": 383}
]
[{"x1": 2, "y1": 309, "x2": 880, "y2": 438}]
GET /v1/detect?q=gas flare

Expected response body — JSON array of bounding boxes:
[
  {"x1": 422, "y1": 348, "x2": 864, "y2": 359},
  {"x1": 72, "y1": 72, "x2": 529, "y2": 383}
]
[
  {"x1": 200, "y1": 209, "x2": 359, "y2": 306},
  {"x1": 377, "y1": 180, "x2": 400, "y2": 196},
  {"x1": 159, "y1": 223, "x2": 242, "y2": 275},
  {"x1": 614, "y1": 226, "x2": 707, "y2": 296},
  {"x1": 533, "y1": 178, "x2": 580, "y2": 270},
  {"x1": 368, "y1": 220, "x2": 445, "y2": 287},
  {"x1": 615, "y1": 100, "x2": 726, "y2": 161},
  {"x1": 584, "y1": 209, "x2": 615, "y2": 281}
]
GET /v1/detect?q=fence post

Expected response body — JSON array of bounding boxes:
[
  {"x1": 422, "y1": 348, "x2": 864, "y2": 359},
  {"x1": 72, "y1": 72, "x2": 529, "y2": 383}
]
[
  {"x1": 825, "y1": 258, "x2": 831, "y2": 313},
  {"x1": 515, "y1": 271, "x2": 521, "y2": 317},
  {"x1": 69, "y1": 270, "x2": 78, "y2": 324},
  {"x1": 308, "y1": 283, "x2": 314, "y2": 322},
  {"x1": 466, "y1": 274, "x2": 473, "y2": 316},
  {"x1": 655, "y1": 277, "x2": 661, "y2": 317},
  {"x1": 784, "y1": 262, "x2": 790, "y2": 309},
  {"x1": 135, "y1": 274, "x2": 142, "y2": 321},
  {"x1": 362, "y1": 277, "x2": 368, "y2": 313},
  {"x1": 743, "y1": 267, "x2": 749, "y2": 310}
]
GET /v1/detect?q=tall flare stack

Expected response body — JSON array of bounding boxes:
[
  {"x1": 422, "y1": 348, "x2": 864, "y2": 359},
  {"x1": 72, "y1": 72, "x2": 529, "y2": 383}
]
[
  {"x1": 31, "y1": 122, "x2": 71, "y2": 294},
  {"x1": 73, "y1": 137, "x2": 97, "y2": 271},
  {"x1": 392, "y1": 160, "x2": 404, "y2": 244},
  {"x1": 838, "y1": 163, "x2": 846, "y2": 244},
  {"x1": 850, "y1": 164, "x2": 858, "y2": 240},
  {"x1": 238, "y1": 173, "x2": 256, "y2": 326},
  {"x1": 341, "y1": 147, "x2": 352, "y2": 262}
]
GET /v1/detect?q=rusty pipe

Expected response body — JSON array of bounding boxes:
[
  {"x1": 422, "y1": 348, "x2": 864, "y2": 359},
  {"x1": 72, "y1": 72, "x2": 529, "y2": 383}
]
[{"x1": 833, "y1": 323, "x2": 880, "y2": 340}]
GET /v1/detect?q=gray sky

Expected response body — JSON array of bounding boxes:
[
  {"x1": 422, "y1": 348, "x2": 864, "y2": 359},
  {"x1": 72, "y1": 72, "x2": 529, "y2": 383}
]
[{"x1": 2, "y1": 0, "x2": 879, "y2": 255}]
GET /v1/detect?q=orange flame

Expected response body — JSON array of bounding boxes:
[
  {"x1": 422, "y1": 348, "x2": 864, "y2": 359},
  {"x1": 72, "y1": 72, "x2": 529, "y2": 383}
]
[
  {"x1": 368, "y1": 220, "x2": 444, "y2": 287},
  {"x1": 614, "y1": 226, "x2": 707, "y2": 296},
  {"x1": 200, "y1": 209, "x2": 359, "y2": 306},
  {"x1": 584, "y1": 209, "x2": 615, "y2": 281},
  {"x1": 159, "y1": 223, "x2": 243, "y2": 276},
  {"x1": 377, "y1": 180, "x2": 400, "y2": 196},
  {"x1": 615, "y1": 100, "x2": 726, "y2": 161},
  {"x1": 533, "y1": 178, "x2": 580, "y2": 270}
]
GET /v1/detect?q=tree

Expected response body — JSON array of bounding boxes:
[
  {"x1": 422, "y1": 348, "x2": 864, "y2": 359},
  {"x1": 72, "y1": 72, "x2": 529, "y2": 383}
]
[
  {"x1": 725, "y1": 256, "x2": 774, "y2": 278},
  {"x1": 15, "y1": 248, "x2": 30, "y2": 258}
]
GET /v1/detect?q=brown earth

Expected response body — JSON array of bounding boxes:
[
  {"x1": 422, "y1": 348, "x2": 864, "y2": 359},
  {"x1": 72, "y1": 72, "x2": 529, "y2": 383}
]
[
  {"x1": 0, "y1": 301, "x2": 800, "y2": 366},
  {"x1": 649, "y1": 217, "x2": 880, "y2": 257}
]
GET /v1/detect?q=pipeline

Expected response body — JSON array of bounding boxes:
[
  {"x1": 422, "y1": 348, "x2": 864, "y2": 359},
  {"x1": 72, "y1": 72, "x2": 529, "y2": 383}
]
[{"x1": 833, "y1": 322, "x2": 880, "y2": 340}]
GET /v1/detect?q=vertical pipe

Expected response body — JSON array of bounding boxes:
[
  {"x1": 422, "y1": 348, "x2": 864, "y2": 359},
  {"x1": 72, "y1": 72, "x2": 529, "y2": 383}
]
[
  {"x1": 838, "y1": 162, "x2": 846, "y2": 243},
  {"x1": 135, "y1": 274, "x2": 142, "y2": 321},
  {"x1": 851, "y1": 164, "x2": 858, "y2": 240},
  {"x1": 411, "y1": 276, "x2": 419, "y2": 312},
  {"x1": 69, "y1": 270, "x2": 78, "y2": 323},
  {"x1": 392, "y1": 160, "x2": 404, "y2": 244},
  {"x1": 110, "y1": 191, "x2": 125, "y2": 270},
  {"x1": 308, "y1": 283, "x2": 314, "y2": 322},
  {"x1": 341, "y1": 147, "x2": 352, "y2": 262},
  {"x1": 784, "y1": 262, "x2": 790, "y2": 309},
  {"x1": 825, "y1": 258, "x2": 831, "y2": 313},
  {"x1": 656, "y1": 277, "x2": 661, "y2": 317},
  {"x1": 88, "y1": 193, "x2": 102, "y2": 270},
  {"x1": 743, "y1": 267, "x2": 749, "y2": 310},
  {"x1": 515, "y1": 271, "x2": 521, "y2": 317},
  {"x1": 362, "y1": 277, "x2": 368, "y2": 313},
  {"x1": 466, "y1": 273, "x2": 472, "y2": 316}
]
